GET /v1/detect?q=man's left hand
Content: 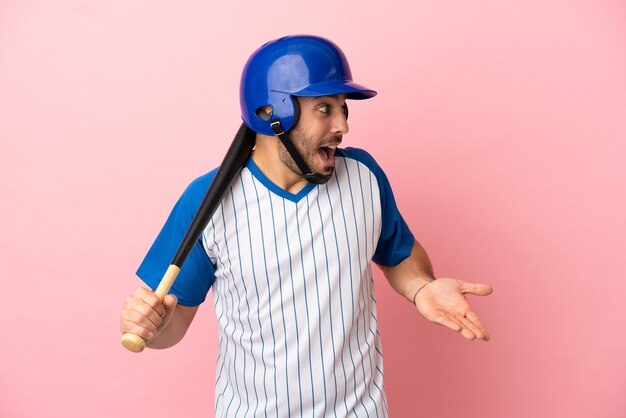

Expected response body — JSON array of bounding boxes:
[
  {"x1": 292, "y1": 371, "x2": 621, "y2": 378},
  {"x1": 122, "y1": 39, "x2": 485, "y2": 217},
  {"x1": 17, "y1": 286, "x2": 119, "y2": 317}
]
[{"x1": 414, "y1": 278, "x2": 493, "y2": 341}]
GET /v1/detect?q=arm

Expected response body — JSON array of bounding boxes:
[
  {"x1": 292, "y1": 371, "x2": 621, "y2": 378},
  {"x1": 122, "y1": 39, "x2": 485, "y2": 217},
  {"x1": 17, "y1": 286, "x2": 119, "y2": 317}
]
[
  {"x1": 378, "y1": 240, "x2": 436, "y2": 304},
  {"x1": 379, "y1": 240, "x2": 493, "y2": 341},
  {"x1": 120, "y1": 287, "x2": 199, "y2": 349}
]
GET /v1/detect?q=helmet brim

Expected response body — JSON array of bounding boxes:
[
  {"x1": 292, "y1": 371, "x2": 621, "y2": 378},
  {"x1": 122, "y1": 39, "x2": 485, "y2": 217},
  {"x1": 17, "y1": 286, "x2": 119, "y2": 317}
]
[{"x1": 273, "y1": 80, "x2": 377, "y2": 100}]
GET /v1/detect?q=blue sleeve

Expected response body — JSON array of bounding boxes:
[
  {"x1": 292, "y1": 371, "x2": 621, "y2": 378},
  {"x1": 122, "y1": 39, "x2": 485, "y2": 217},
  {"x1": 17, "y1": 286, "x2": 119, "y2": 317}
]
[
  {"x1": 340, "y1": 147, "x2": 415, "y2": 266},
  {"x1": 136, "y1": 170, "x2": 218, "y2": 306}
]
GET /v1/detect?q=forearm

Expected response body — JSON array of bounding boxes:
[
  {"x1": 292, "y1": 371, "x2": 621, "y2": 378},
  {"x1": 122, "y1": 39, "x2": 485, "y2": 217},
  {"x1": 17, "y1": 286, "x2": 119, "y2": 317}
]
[
  {"x1": 146, "y1": 304, "x2": 197, "y2": 349},
  {"x1": 379, "y1": 240, "x2": 435, "y2": 303}
]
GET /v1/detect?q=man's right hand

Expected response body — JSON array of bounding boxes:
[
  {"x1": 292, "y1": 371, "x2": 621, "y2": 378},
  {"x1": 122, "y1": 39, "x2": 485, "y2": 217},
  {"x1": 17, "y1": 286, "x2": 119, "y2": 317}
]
[{"x1": 120, "y1": 288, "x2": 178, "y2": 345}]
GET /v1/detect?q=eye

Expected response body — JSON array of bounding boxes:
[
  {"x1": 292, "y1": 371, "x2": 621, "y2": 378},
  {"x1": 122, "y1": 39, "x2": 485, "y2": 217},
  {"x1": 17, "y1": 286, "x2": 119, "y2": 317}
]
[{"x1": 318, "y1": 104, "x2": 329, "y2": 114}]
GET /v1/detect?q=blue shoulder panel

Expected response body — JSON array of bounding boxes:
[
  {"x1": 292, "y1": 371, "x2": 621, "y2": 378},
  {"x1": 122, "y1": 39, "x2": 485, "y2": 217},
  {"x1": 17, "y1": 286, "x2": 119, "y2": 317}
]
[
  {"x1": 136, "y1": 169, "x2": 218, "y2": 306},
  {"x1": 337, "y1": 147, "x2": 415, "y2": 266}
]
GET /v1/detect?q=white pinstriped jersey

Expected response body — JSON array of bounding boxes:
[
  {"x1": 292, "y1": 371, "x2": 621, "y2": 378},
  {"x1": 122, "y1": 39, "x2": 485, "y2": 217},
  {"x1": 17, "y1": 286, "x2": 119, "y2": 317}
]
[{"x1": 138, "y1": 147, "x2": 414, "y2": 418}]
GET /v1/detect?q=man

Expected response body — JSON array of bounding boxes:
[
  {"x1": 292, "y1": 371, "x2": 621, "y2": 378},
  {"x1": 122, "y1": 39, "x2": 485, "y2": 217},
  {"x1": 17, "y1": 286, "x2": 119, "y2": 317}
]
[{"x1": 121, "y1": 35, "x2": 492, "y2": 417}]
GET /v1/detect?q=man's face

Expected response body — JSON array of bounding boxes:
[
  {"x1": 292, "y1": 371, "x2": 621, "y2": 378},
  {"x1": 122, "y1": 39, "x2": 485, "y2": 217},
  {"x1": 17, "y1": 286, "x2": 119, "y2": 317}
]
[{"x1": 279, "y1": 94, "x2": 349, "y2": 178}]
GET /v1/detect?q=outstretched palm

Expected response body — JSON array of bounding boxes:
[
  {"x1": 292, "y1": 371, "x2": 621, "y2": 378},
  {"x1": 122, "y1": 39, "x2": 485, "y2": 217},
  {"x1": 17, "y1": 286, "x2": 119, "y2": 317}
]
[{"x1": 414, "y1": 278, "x2": 493, "y2": 340}]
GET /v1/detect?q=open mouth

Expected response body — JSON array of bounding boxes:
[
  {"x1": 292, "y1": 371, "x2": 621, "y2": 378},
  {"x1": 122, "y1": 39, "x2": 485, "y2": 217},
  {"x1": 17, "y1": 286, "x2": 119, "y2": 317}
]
[{"x1": 318, "y1": 145, "x2": 336, "y2": 165}]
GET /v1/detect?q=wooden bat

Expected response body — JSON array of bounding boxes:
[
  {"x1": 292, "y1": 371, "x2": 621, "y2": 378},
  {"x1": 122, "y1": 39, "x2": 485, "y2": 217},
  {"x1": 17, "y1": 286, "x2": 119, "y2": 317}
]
[{"x1": 121, "y1": 123, "x2": 256, "y2": 352}]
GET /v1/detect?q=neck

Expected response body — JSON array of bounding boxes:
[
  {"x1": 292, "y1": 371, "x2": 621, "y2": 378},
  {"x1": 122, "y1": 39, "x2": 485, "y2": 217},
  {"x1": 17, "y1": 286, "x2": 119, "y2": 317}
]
[{"x1": 252, "y1": 134, "x2": 309, "y2": 194}]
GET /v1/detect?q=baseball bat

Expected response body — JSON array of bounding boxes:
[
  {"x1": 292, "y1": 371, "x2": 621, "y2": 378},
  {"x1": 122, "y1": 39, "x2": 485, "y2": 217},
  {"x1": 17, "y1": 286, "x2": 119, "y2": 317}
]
[{"x1": 122, "y1": 123, "x2": 256, "y2": 352}]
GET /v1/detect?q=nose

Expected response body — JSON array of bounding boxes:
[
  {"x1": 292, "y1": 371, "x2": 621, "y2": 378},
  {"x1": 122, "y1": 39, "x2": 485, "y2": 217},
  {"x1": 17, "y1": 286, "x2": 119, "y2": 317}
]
[{"x1": 331, "y1": 108, "x2": 349, "y2": 135}]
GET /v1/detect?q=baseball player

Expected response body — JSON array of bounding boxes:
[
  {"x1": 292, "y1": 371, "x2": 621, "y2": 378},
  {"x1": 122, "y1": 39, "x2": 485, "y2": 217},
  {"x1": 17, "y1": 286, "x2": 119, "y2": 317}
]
[{"x1": 120, "y1": 35, "x2": 493, "y2": 417}]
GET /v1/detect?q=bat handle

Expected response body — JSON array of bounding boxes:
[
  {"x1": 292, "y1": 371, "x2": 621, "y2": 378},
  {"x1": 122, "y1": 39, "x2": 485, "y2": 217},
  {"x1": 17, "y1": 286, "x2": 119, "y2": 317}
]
[{"x1": 121, "y1": 265, "x2": 181, "y2": 353}]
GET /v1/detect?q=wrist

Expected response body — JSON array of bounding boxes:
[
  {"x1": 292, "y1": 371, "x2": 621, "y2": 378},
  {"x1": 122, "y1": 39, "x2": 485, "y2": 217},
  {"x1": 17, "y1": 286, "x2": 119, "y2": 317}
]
[{"x1": 410, "y1": 278, "x2": 435, "y2": 305}]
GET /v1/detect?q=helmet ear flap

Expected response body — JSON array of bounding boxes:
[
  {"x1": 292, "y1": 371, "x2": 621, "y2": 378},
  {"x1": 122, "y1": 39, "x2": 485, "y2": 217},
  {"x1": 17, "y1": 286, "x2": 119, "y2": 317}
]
[
  {"x1": 252, "y1": 95, "x2": 300, "y2": 134},
  {"x1": 265, "y1": 92, "x2": 299, "y2": 133}
]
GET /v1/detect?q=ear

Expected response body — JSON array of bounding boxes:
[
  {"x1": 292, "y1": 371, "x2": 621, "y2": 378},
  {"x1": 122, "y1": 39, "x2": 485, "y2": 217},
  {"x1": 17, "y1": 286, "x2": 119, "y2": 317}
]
[{"x1": 255, "y1": 105, "x2": 273, "y2": 121}]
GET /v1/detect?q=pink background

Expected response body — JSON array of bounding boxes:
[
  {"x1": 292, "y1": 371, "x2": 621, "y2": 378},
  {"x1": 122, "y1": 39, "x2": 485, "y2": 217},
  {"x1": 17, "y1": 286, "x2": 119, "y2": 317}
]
[{"x1": 1, "y1": 1, "x2": 625, "y2": 417}]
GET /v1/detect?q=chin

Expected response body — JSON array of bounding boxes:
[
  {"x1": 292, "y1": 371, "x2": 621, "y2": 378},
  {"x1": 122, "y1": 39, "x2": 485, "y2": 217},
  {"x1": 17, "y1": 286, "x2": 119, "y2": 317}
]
[{"x1": 321, "y1": 166, "x2": 335, "y2": 175}]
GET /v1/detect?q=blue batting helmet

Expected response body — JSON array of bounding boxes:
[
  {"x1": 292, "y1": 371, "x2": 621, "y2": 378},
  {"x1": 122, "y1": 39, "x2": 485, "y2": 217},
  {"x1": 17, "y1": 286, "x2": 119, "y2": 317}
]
[{"x1": 240, "y1": 35, "x2": 377, "y2": 136}]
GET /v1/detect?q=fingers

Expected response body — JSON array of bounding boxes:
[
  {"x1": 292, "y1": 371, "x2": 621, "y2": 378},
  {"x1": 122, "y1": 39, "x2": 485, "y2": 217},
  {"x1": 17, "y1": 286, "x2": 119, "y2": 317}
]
[
  {"x1": 433, "y1": 313, "x2": 462, "y2": 333},
  {"x1": 163, "y1": 294, "x2": 178, "y2": 312},
  {"x1": 161, "y1": 294, "x2": 179, "y2": 324},
  {"x1": 431, "y1": 310, "x2": 490, "y2": 341},
  {"x1": 456, "y1": 313, "x2": 490, "y2": 341},
  {"x1": 460, "y1": 281, "x2": 493, "y2": 296},
  {"x1": 465, "y1": 311, "x2": 490, "y2": 340},
  {"x1": 121, "y1": 314, "x2": 155, "y2": 341},
  {"x1": 120, "y1": 288, "x2": 169, "y2": 341},
  {"x1": 439, "y1": 315, "x2": 478, "y2": 340}
]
